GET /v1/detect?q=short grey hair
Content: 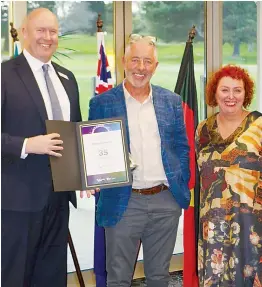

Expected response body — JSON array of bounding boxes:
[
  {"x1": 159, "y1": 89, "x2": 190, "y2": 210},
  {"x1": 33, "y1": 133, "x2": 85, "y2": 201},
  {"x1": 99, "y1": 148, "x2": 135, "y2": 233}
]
[{"x1": 124, "y1": 38, "x2": 158, "y2": 61}]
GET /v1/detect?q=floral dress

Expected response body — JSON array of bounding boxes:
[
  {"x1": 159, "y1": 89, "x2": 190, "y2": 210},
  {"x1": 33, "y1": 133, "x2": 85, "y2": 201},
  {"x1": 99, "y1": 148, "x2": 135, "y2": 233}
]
[{"x1": 196, "y1": 111, "x2": 262, "y2": 287}]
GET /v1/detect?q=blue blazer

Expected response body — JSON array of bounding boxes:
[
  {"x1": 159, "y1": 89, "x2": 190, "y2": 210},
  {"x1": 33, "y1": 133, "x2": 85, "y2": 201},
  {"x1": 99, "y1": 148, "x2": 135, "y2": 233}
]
[{"x1": 89, "y1": 83, "x2": 190, "y2": 227}]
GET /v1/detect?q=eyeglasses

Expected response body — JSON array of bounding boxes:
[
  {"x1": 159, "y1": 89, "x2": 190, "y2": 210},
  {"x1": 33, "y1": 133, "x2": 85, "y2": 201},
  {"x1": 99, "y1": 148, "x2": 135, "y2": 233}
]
[{"x1": 128, "y1": 34, "x2": 157, "y2": 46}]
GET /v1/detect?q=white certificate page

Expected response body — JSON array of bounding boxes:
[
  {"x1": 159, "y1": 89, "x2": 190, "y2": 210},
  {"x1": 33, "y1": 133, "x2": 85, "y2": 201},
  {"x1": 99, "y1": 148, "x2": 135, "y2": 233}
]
[{"x1": 82, "y1": 130, "x2": 126, "y2": 176}]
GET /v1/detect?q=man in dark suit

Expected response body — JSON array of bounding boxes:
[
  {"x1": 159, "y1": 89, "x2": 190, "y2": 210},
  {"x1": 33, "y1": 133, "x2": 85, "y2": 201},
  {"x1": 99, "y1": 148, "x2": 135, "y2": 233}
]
[
  {"x1": 87, "y1": 36, "x2": 190, "y2": 287},
  {"x1": 1, "y1": 8, "x2": 91, "y2": 287}
]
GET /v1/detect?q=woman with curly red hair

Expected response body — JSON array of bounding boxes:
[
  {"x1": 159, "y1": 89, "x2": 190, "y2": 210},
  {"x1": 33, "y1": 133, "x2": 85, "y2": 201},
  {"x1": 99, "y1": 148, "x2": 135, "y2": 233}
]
[{"x1": 196, "y1": 64, "x2": 262, "y2": 286}]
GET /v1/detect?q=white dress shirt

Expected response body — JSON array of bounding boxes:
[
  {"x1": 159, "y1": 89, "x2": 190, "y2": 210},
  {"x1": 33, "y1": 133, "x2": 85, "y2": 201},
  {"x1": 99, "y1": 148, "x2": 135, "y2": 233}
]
[
  {"x1": 21, "y1": 49, "x2": 70, "y2": 158},
  {"x1": 123, "y1": 81, "x2": 168, "y2": 189}
]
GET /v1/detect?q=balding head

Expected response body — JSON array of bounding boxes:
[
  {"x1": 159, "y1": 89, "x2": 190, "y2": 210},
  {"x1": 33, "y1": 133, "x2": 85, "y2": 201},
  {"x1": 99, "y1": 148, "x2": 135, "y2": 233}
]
[{"x1": 22, "y1": 8, "x2": 59, "y2": 63}]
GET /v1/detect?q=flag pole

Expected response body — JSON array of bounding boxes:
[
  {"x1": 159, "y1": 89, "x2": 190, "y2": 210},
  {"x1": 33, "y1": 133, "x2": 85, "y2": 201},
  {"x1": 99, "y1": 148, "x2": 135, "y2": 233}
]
[
  {"x1": 93, "y1": 14, "x2": 109, "y2": 287},
  {"x1": 68, "y1": 230, "x2": 85, "y2": 287},
  {"x1": 97, "y1": 13, "x2": 103, "y2": 32},
  {"x1": 187, "y1": 25, "x2": 196, "y2": 43},
  {"x1": 9, "y1": 22, "x2": 20, "y2": 57},
  {"x1": 185, "y1": 26, "x2": 200, "y2": 274},
  {"x1": 9, "y1": 22, "x2": 19, "y2": 42},
  {"x1": 175, "y1": 25, "x2": 197, "y2": 93},
  {"x1": 96, "y1": 13, "x2": 104, "y2": 53},
  {"x1": 174, "y1": 25, "x2": 199, "y2": 287}
]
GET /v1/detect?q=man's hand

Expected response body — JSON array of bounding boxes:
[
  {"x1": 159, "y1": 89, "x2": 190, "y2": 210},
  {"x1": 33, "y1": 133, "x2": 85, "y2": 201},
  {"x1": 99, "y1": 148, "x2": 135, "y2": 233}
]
[
  {"x1": 80, "y1": 189, "x2": 100, "y2": 198},
  {"x1": 25, "y1": 133, "x2": 63, "y2": 157}
]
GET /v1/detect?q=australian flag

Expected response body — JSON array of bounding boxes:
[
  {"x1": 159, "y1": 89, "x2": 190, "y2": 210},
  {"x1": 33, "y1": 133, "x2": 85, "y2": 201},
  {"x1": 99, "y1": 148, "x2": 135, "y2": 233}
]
[{"x1": 95, "y1": 32, "x2": 113, "y2": 95}]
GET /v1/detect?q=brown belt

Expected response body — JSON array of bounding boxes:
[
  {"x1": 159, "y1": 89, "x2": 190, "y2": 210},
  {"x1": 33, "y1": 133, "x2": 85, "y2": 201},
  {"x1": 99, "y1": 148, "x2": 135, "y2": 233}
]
[{"x1": 132, "y1": 184, "x2": 168, "y2": 195}]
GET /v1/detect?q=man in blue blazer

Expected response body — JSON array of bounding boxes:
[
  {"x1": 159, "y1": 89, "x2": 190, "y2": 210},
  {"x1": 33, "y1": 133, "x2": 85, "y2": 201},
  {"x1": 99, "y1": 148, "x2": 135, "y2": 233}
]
[
  {"x1": 88, "y1": 35, "x2": 190, "y2": 287},
  {"x1": 1, "y1": 8, "x2": 91, "y2": 287}
]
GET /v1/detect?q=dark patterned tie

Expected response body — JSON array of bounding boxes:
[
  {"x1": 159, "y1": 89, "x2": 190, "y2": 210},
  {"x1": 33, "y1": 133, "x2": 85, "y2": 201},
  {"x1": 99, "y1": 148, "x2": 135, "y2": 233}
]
[{"x1": 42, "y1": 64, "x2": 64, "y2": 120}]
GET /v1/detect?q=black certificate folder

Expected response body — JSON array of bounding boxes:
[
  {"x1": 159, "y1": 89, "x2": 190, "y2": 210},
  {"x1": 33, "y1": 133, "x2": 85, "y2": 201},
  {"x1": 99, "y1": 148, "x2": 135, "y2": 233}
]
[{"x1": 46, "y1": 117, "x2": 132, "y2": 191}]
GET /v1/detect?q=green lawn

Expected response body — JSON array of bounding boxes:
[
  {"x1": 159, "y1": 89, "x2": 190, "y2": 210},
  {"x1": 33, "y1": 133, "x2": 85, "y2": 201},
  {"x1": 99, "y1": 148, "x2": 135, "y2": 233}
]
[{"x1": 50, "y1": 34, "x2": 258, "y2": 120}]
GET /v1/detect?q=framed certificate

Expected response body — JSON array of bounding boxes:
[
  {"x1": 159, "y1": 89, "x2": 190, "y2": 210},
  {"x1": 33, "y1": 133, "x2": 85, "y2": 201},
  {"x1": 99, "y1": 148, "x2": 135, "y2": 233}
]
[{"x1": 46, "y1": 117, "x2": 132, "y2": 191}]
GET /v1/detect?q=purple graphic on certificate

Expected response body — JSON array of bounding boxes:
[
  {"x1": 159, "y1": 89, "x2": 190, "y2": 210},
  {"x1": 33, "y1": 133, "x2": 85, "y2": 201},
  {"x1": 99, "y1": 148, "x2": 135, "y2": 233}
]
[{"x1": 81, "y1": 122, "x2": 121, "y2": 136}]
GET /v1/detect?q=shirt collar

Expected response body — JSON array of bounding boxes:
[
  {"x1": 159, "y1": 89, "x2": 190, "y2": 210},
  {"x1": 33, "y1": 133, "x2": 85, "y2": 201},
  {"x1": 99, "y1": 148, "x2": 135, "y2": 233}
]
[
  {"x1": 23, "y1": 49, "x2": 54, "y2": 73},
  {"x1": 122, "y1": 79, "x2": 153, "y2": 103}
]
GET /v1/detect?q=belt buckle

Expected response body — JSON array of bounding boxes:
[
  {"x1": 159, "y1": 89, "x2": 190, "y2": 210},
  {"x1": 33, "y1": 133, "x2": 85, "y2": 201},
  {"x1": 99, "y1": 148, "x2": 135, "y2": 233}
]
[{"x1": 138, "y1": 189, "x2": 142, "y2": 194}]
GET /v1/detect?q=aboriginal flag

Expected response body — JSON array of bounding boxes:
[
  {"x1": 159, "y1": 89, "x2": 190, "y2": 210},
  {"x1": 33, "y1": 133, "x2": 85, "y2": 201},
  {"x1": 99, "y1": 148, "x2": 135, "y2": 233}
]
[{"x1": 174, "y1": 39, "x2": 200, "y2": 287}]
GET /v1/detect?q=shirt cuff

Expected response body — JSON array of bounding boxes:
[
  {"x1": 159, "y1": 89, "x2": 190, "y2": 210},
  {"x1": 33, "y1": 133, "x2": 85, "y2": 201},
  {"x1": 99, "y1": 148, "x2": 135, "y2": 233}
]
[{"x1": 21, "y1": 138, "x2": 28, "y2": 159}]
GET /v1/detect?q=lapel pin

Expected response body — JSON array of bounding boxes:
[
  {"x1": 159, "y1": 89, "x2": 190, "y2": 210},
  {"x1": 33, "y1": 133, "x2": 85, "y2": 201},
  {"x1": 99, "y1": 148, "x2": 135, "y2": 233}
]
[{"x1": 58, "y1": 72, "x2": 69, "y2": 80}]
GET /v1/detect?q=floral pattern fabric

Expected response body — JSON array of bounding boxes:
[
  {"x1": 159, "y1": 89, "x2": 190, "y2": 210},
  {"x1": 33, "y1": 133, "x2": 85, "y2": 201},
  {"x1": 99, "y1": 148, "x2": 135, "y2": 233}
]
[{"x1": 196, "y1": 111, "x2": 262, "y2": 287}]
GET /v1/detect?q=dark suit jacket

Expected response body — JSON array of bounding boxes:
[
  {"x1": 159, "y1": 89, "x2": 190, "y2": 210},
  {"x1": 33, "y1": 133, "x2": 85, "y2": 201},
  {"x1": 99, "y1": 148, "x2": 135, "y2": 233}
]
[
  {"x1": 1, "y1": 53, "x2": 82, "y2": 212},
  {"x1": 89, "y1": 83, "x2": 190, "y2": 227}
]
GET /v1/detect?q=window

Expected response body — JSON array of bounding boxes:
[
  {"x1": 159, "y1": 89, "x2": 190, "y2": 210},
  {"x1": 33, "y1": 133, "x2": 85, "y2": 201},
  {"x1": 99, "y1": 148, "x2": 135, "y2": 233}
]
[{"x1": 222, "y1": 1, "x2": 258, "y2": 111}]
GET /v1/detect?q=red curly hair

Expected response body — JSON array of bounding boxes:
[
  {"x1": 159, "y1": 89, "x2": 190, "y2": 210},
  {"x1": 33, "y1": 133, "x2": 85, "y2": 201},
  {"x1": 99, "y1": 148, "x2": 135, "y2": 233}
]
[{"x1": 206, "y1": 64, "x2": 255, "y2": 108}]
